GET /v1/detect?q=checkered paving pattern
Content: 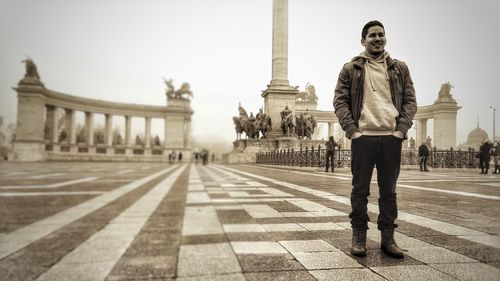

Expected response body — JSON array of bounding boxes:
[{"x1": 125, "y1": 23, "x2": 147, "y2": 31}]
[{"x1": 0, "y1": 162, "x2": 499, "y2": 280}]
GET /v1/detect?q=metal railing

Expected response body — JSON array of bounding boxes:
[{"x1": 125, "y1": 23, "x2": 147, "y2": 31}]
[{"x1": 256, "y1": 145, "x2": 479, "y2": 169}]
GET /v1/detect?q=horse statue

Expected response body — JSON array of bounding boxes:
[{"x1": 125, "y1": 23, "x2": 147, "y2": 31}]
[
  {"x1": 233, "y1": 116, "x2": 245, "y2": 140},
  {"x1": 295, "y1": 82, "x2": 318, "y2": 103},
  {"x1": 257, "y1": 115, "x2": 272, "y2": 139},
  {"x1": 163, "y1": 77, "x2": 175, "y2": 98},
  {"x1": 295, "y1": 114, "x2": 317, "y2": 140},
  {"x1": 243, "y1": 118, "x2": 258, "y2": 139},
  {"x1": 174, "y1": 82, "x2": 193, "y2": 99},
  {"x1": 233, "y1": 116, "x2": 259, "y2": 140},
  {"x1": 21, "y1": 57, "x2": 40, "y2": 79},
  {"x1": 280, "y1": 106, "x2": 295, "y2": 137}
]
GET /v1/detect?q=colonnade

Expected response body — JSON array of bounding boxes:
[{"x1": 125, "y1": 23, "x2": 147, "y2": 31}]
[{"x1": 12, "y1": 78, "x2": 192, "y2": 161}]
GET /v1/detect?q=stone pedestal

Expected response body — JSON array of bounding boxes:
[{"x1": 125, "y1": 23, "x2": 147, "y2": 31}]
[
  {"x1": 227, "y1": 138, "x2": 325, "y2": 164},
  {"x1": 12, "y1": 80, "x2": 47, "y2": 161},
  {"x1": 432, "y1": 102, "x2": 460, "y2": 149},
  {"x1": 262, "y1": 88, "x2": 298, "y2": 138}
]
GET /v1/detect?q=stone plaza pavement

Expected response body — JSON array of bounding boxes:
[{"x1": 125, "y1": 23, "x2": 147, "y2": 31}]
[{"x1": 0, "y1": 162, "x2": 499, "y2": 281}]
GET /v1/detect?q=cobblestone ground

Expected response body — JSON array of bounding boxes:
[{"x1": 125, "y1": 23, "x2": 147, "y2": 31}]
[{"x1": 0, "y1": 162, "x2": 499, "y2": 281}]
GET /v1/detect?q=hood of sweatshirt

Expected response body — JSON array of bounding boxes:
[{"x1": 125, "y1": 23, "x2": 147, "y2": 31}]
[{"x1": 352, "y1": 51, "x2": 390, "y2": 91}]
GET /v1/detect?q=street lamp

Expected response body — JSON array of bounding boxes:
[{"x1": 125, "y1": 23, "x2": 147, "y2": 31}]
[{"x1": 490, "y1": 106, "x2": 497, "y2": 141}]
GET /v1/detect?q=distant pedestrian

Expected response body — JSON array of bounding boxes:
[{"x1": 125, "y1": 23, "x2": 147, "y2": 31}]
[
  {"x1": 325, "y1": 136, "x2": 337, "y2": 172},
  {"x1": 418, "y1": 143, "x2": 430, "y2": 172},
  {"x1": 493, "y1": 140, "x2": 500, "y2": 174},
  {"x1": 171, "y1": 150, "x2": 177, "y2": 164},
  {"x1": 178, "y1": 151, "x2": 183, "y2": 162},
  {"x1": 479, "y1": 141, "x2": 493, "y2": 174}
]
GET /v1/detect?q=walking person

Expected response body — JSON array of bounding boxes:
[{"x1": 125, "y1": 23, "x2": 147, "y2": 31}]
[
  {"x1": 325, "y1": 136, "x2": 337, "y2": 172},
  {"x1": 493, "y1": 140, "x2": 500, "y2": 174},
  {"x1": 334, "y1": 20, "x2": 417, "y2": 258},
  {"x1": 418, "y1": 143, "x2": 430, "y2": 172},
  {"x1": 479, "y1": 140, "x2": 493, "y2": 174}
]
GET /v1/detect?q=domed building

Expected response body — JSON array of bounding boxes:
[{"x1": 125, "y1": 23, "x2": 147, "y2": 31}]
[{"x1": 461, "y1": 124, "x2": 489, "y2": 150}]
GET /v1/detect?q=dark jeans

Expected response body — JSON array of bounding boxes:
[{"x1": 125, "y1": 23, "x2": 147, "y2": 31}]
[
  {"x1": 420, "y1": 156, "x2": 428, "y2": 170},
  {"x1": 350, "y1": 135, "x2": 402, "y2": 230},
  {"x1": 325, "y1": 151, "x2": 335, "y2": 172}
]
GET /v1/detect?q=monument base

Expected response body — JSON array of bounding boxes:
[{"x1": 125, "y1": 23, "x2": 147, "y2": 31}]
[
  {"x1": 225, "y1": 138, "x2": 326, "y2": 164},
  {"x1": 11, "y1": 141, "x2": 46, "y2": 161}
]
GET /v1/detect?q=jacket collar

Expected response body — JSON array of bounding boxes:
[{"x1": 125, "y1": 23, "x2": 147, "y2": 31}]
[{"x1": 353, "y1": 55, "x2": 396, "y2": 69}]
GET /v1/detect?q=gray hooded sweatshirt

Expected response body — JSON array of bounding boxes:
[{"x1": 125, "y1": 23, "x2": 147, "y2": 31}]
[{"x1": 355, "y1": 51, "x2": 399, "y2": 136}]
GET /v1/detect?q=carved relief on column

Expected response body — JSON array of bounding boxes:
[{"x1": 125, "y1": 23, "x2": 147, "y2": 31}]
[
  {"x1": 52, "y1": 107, "x2": 60, "y2": 144},
  {"x1": 184, "y1": 118, "x2": 191, "y2": 148}
]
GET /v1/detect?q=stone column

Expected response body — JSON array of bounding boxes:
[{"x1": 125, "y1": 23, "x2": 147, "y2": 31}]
[
  {"x1": 65, "y1": 109, "x2": 76, "y2": 145},
  {"x1": 85, "y1": 112, "x2": 94, "y2": 145},
  {"x1": 164, "y1": 117, "x2": 168, "y2": 149},
  {"x1": 184, "y1": 118, "x2": 191, "y2": 148},
  {"x1": 144, "y1": 117, "x2": 152, "y2": 155},
  {"x1": 85, "y1": 112, "x2": 95, "y2": 154},
  {"x1": 125, "y1": 116, "x2": 132, "y2": 146},
  {"x1": 415, "y1": 118, "x2": 427, "y2": 146},
  {"x1": 261, "y1": 0, "x2": 298, "y2": 138},
  {"x1": 145, "y1": 117, "x2": 152, "y2": 148},
  {"x1": 125, "y1": 116, "x2": 132, "y2": 155},
  {"x1": 270, "y1": 0, "x2": 289, "y2": 88},
  {"x1": 105, "y1": 114, "x2": 113, "y2": 147},
  {"x1": 328, "y1": 122, "x2": 334, "y2": 138}
]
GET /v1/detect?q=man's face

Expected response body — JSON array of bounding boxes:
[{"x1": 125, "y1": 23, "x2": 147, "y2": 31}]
[{"x1": 362, "y1": 26, "x2": 386, "y2": 57}]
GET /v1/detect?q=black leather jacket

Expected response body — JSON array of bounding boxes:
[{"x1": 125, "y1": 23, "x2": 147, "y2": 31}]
[{"x1": 333, "y1": 56, "x2": 417, "y2": 139}]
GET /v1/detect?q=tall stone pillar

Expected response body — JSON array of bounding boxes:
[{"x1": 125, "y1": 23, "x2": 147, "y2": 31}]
[
  {"x1": 328, "y1": 122, "x2": 334, "y2": 138},
  {"x1": 145, "y1": 117, "x2": 152, "y2": 149},
  {"x1": 125, "y1": 116, "x2": 132, "y2": 146},
  {"x1": 270, "y1": 0, "x2": 289, "y2": 88},
  {"x1": 85, "y1": 112, "x2": 94, "y2": 146},
  {"x1": 184, "y1": 118, "x2": 191, "y2": 148},
  {"x1": 416, "y1": 118, "x2": 428, "y2": 146},
  {"x1": 105, "y1": 114, "x2": 113, "y2": 146},
  {"x1": 65, "y1": 109, "x2": 76, "y2": 145},
  {"x1": 51, "y1": 106, "x2": 59, "y2": 144},
  {"x1": 261, "y1": 0, "x2": 298, "y2": 138},
  {"x1": 13, "y1": 81, "x2": 47, "y2": 161}
]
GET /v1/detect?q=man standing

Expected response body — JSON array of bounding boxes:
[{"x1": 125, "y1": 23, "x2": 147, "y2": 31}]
[
  {"x1": 493, "y1": 140, "x2": 500, "y2": 174},
  {"x1": 325, "y1": 136, "x2": 337, "y2": 172},
  {"x1": 418, "y1": 143, "x2": 430, "y2": 172},
  {"x1": 479, "y1": 140, "x2": 493, "y2": 174},
  {"x1": 333, "y1": 20, "x2": 417, "y2": 258}
]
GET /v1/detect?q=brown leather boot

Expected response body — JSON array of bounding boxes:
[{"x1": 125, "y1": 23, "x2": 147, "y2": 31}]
[
  {"x1": 351, "y1": 228, "x2": 367, "y2": 256},
  {"x1": 380, "y1": 229, "x2": 404, "y2": 258}
]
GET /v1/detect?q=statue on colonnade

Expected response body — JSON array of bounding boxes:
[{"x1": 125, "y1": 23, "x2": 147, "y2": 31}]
[{"x1": 163, "y1": 77, "x2": 193, "y2": 100}]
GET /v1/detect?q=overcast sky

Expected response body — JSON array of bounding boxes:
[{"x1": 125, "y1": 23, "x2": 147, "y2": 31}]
[{"x1": 1, "y1": 0, "x2": 499, "y2": 151}]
